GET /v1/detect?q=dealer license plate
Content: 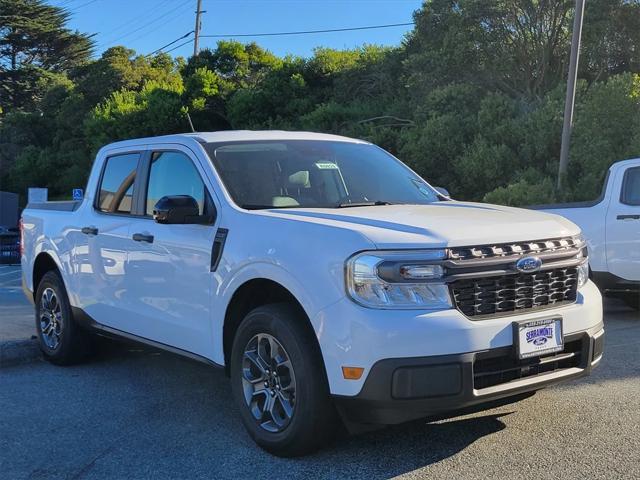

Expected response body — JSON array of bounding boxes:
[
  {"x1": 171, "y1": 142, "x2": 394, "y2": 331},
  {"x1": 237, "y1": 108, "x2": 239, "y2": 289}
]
[{"x1": 514, "y1": 317, "x2": 564, "y2": 359}]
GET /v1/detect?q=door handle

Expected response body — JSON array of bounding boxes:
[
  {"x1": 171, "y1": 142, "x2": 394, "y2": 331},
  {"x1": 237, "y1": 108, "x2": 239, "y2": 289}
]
[
  {"x1": 132, "y1": 233, "x2": 154, "y2": 243},
  {"x1": 617, "y1": 214, "x2": 640, "y2": 220},
  {"x1": 81, "y1": 226, "x2": 98, "y2": 235}
]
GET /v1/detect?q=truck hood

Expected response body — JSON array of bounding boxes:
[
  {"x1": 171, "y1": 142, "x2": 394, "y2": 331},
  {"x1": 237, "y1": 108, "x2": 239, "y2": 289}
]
[{"x1": 269, "y1": 201, "x2": 580, "y2": 249}]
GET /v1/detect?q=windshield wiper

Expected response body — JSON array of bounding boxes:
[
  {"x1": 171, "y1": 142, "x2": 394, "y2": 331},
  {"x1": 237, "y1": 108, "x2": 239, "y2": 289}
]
[
  {"x1": 241, "y1": 201, "x2": 397, "y2": 210},
  {"x1": 336, "y1": 201, "x2": 396, "y2": 208},
  {"x1": 240, "y1": 204, "x2": 303, "y2": 210}
]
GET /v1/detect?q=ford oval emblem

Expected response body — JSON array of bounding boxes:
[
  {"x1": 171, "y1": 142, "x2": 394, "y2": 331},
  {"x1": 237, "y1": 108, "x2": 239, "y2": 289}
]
[{"x1": 516, "y1": 256, "x2": 542, "y2": 273}]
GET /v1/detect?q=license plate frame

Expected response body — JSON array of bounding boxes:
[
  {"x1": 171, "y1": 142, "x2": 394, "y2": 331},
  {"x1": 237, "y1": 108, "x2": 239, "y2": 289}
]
[{"x1": 513, "y1": 317, "x2": 564, "y2": 360}]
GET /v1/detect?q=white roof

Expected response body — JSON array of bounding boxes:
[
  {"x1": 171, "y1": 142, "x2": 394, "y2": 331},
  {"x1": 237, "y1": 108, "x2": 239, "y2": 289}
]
[
  {"x1": 610, "y1": 157, "x2": 640, "y2": 169},
  {"x1": 190, "y1": 130, "x2": 368, "y2": 144},
  {"x1": 104, "y1": 130, "x2": 369, "y2": 150}
]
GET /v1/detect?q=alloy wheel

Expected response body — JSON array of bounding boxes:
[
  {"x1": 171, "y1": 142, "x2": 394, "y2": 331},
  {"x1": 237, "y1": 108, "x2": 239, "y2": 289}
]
[
  {"x1": 241, "y1": 333, "x2": 297, "y2": 433},
  {"x1": 40, "y1": 287, "x2": 63, "y2": 350}
]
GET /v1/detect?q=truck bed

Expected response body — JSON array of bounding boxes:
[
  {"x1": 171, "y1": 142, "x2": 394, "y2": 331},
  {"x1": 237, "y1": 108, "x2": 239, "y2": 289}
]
[
  {"x1": 26, "y1": 201, "x2": 81, "y2": 212},
  {"x1": 528, "y1": 199, "x2": 603, "y2": 210}
]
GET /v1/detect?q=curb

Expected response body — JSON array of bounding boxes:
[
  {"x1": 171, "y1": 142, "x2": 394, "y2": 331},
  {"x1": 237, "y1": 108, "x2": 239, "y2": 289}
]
[{"x1": 0, "y1": 338, "x2": 41, "y2": 368}]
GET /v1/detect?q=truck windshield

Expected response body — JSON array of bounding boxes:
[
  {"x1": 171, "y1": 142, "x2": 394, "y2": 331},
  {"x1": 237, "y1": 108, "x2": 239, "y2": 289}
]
[{"x1": 204, "y1": 140, "x2": 440, "y2": 209}]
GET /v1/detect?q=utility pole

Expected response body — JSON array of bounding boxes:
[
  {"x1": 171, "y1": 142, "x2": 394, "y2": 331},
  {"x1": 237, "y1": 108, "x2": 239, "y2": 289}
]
[
  {"x1": 193, "y1": 0, "x2": 204, "y2": 57},
  {"x1": 557, "y1": 0, "x2": 585, "y2": 191}
]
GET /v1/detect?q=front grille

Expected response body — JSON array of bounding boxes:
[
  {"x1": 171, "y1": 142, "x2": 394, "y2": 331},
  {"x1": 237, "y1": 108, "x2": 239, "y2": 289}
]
[
  {"x1": 473, "y1": 339, "x2": 583, "y2": 390},
  {"x1": 450, "y1": 267, "x2": 578, "y2": 318},
  {"x1": 449, "y1": 237, "x2": 581, "y2": 261}
]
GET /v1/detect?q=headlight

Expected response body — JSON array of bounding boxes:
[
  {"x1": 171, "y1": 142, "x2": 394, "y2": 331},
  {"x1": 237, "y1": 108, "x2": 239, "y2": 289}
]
[
  {"x1": 576, "y1": 242, "x2": 589, "y2": 289},
  {"x1": 345, "y1": 250, "x2": 452, "y2": 309}
]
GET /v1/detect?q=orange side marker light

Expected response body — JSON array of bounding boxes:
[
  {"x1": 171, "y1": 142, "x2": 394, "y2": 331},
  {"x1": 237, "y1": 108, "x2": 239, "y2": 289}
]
[{"x1": 342, "y1": 366, "x2": 364, "y2": 380}]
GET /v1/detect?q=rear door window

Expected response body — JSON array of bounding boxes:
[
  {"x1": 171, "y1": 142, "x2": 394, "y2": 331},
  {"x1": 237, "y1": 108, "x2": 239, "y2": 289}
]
[{"x1": 96, "y1": 153, "x2": 140, "y2": 214}]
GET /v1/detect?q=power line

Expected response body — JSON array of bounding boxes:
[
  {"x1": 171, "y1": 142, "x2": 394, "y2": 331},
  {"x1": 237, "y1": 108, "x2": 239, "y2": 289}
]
[
  {"x1": 102, "y1": 0, "x2": 192, "y2": 48},
  {"x1": 148, "y1": 20, "x2": 416, "y2": 57},
  {"x1": 53, "y1": 0, "x2": 80, "y2": 8},
  {"x1": 125, "y1": 7, "x2": 193, "y2": 46},
  {"x1": 68, "y1": 0, "x2": 101, "y2": 12},
  {"x1": 163, "y1": 38, "x2": 195, "y2": 55},
  {"x1": 200, "y1": 21, "x2": 415, "y2": 38},
  {"x1": 98, "y1": 0, "x2": 174, "y2": 43},
  {"x1": 147, "y1": 31, "x2": 194, "y2": 57}
]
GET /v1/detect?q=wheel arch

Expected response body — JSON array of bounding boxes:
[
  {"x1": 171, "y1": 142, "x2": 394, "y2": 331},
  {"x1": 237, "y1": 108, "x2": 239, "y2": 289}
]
[
  {"x1": 32, "y1": 252, "x2": 63, "y2": 300},
  {"x1": 222, "y1": 278, "x2": 316, "y2": 374}
]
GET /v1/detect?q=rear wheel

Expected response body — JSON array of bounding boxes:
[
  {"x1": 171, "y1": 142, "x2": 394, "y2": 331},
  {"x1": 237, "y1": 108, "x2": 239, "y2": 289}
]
[
  {"x1": 35, "y1": 271, "x2": 91, "y2": 365},
  {"x1": 230, "y1": 303, "x2": 338, "y2": 456}
]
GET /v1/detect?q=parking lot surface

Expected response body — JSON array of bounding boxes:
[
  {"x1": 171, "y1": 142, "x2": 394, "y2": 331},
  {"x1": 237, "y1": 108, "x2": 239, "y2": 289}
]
[
  {"x1": 0, "y1": 265, "x2": 35, "y2": 341},
  {"x1": 1, "y1": 265, "x2": 639, "y2": 479}
]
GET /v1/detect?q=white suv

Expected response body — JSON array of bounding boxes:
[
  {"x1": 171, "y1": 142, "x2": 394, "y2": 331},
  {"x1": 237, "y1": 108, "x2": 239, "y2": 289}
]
[{"x1": 21, "y1": 131, "x2": 604, "y2": 456}]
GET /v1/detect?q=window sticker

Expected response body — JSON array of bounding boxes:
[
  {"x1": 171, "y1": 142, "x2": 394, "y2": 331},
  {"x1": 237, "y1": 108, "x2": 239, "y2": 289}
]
[{"x1": 315, "y1": 161, "x2": 339, "y2": 170}]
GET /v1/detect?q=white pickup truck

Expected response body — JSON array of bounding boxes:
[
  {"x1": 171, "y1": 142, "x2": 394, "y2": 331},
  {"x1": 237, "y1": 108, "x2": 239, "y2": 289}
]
[
  {"x1": 536, "y1": 158, "x2": 640, "y2": 309},
  {"x1": 21, "y1": 131, "x2": 604, "y2": 456}
]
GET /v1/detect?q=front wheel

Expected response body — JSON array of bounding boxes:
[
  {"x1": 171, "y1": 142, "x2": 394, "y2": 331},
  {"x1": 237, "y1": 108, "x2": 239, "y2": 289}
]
[{"x1": 230, "y1": 303, "x2": 338, "y2": 456}]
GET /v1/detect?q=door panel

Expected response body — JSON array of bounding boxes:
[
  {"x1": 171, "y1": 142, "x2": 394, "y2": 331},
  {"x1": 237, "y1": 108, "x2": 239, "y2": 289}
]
[
  {"x1": 606, "y1": 165, "x2": 640, "y2": 281},
  {"x1": 124, "y1": 149, "x2": 217, "y2": 357},
  {"x1": 125, "y1": 221, "x2": 215, "y2": 355},
  {"x1": 71, "y1": 152, "x2": 141, "y2": 325}
]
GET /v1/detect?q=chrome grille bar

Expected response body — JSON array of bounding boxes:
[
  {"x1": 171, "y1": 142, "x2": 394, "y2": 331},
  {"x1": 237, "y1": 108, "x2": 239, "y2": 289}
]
[{"x1": 449, "y1": 236, "x2": 584, "y2": 261}]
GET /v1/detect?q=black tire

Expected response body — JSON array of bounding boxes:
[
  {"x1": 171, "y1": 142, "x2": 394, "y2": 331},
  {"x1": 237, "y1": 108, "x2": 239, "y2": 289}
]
[
  {"x1": 230, "y1": 303, "x2": 339, "y2": 456},
  {"x1": 35, "y1": 270, "x2": 91, "y2": 365}
]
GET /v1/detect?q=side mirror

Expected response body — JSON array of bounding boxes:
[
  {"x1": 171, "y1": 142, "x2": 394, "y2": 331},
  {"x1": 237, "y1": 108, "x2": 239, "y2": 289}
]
[
  {"x1": 153, "y1": 195, "x2": 200, "y2": 224},
  {"x1": 434, "y1": 186, "x2": 450, "y2": 198}
]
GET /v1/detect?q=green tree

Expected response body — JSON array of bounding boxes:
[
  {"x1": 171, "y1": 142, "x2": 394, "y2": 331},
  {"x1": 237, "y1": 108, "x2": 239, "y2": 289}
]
[
  {"x1": 183, "y1": 66, "x2": 230, "y2": 130},
  {"x1": 183, "y1": 41, "x2": 281, "y2": 93},
  {"x1": 567, "y1": 73, "x2": 640, "y2": 200},
  {"x1": 84, "y1": 78, "x2": 187, "y2": 153},
  {"x1": 4, "y1": 0, "x2": 640, "y2": 209},
  {"x1": 580, "y1": 0, "x2": 640, "y2": 82},
  {"x1": 72, "y1": 48, "x2": 181, "y2": 106},
  {"x1": 226, "y1": 56, "x2": 312, "y2": 129},
  {"x1": 0, "y1": 0, "x2": 94, "y2": 112},
  {"x1": 405, "y1": 0, "x2": 575, "y2": 99}
]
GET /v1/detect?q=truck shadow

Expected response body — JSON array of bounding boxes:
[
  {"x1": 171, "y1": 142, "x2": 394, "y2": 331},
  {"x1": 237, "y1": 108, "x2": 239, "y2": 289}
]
[
  {"x1": 85, "y1": 338, "x2": 515, "y2": 478},
  {"x1": 305, "y1": 412, "x2": 512, "y2": 478},
  {"x1": 70, "y1": 297, "x2": 637, "y2": 479}
]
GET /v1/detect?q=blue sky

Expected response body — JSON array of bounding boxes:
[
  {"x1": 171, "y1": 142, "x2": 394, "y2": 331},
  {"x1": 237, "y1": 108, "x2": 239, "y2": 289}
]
[{"x1": 53, "y1": 0, "x2": 423, "y2": 59}]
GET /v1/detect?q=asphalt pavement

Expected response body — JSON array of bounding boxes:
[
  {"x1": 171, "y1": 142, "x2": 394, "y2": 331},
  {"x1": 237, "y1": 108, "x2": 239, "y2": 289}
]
[
  {"x1": 0, "y1": 265, "x2": 35, "y2": 341},
  {"x1": 1, "y1": 264, "x2": 639, "y2": 479}
]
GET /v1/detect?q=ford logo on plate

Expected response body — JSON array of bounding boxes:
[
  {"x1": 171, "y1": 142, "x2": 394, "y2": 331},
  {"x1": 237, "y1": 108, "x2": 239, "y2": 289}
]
[{"x1": 516, "y1": 256, "x2": 542, "y2": 273}]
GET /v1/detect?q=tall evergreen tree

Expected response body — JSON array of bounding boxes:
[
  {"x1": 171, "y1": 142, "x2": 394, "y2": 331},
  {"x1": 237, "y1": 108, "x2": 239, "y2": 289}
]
[{"x1": 0, "y1": 0, "x2": 94, "y2": 113}]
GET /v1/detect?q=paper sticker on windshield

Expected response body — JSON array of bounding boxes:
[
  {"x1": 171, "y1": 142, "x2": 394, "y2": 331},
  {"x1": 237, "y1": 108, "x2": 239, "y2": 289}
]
[
  {"x1": 315, "y1": 162, "x2": 339, "y2": 170},
  {"x1": 418, "y1": 186, "x2": 432, "y2": 197},
  {"x1": 411, "y1": 179, "x2": 433, "y2": 198}
]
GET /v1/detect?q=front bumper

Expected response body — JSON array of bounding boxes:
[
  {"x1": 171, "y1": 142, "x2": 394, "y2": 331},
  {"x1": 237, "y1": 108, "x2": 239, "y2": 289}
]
[{"x1": 334, "y1": 324, "x2": 604, "y2": 425}]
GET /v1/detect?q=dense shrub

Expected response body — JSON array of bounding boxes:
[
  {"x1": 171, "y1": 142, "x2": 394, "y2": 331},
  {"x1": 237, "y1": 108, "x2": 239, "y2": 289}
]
[{"x1": 2, "y1": 1, "x2": 640, "y2": 207}]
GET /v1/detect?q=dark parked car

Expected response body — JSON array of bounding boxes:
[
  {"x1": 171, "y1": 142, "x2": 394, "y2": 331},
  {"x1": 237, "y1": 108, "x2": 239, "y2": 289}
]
[{"x1": 0, "y1": 227, "x2": 20, "y2": 264}]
